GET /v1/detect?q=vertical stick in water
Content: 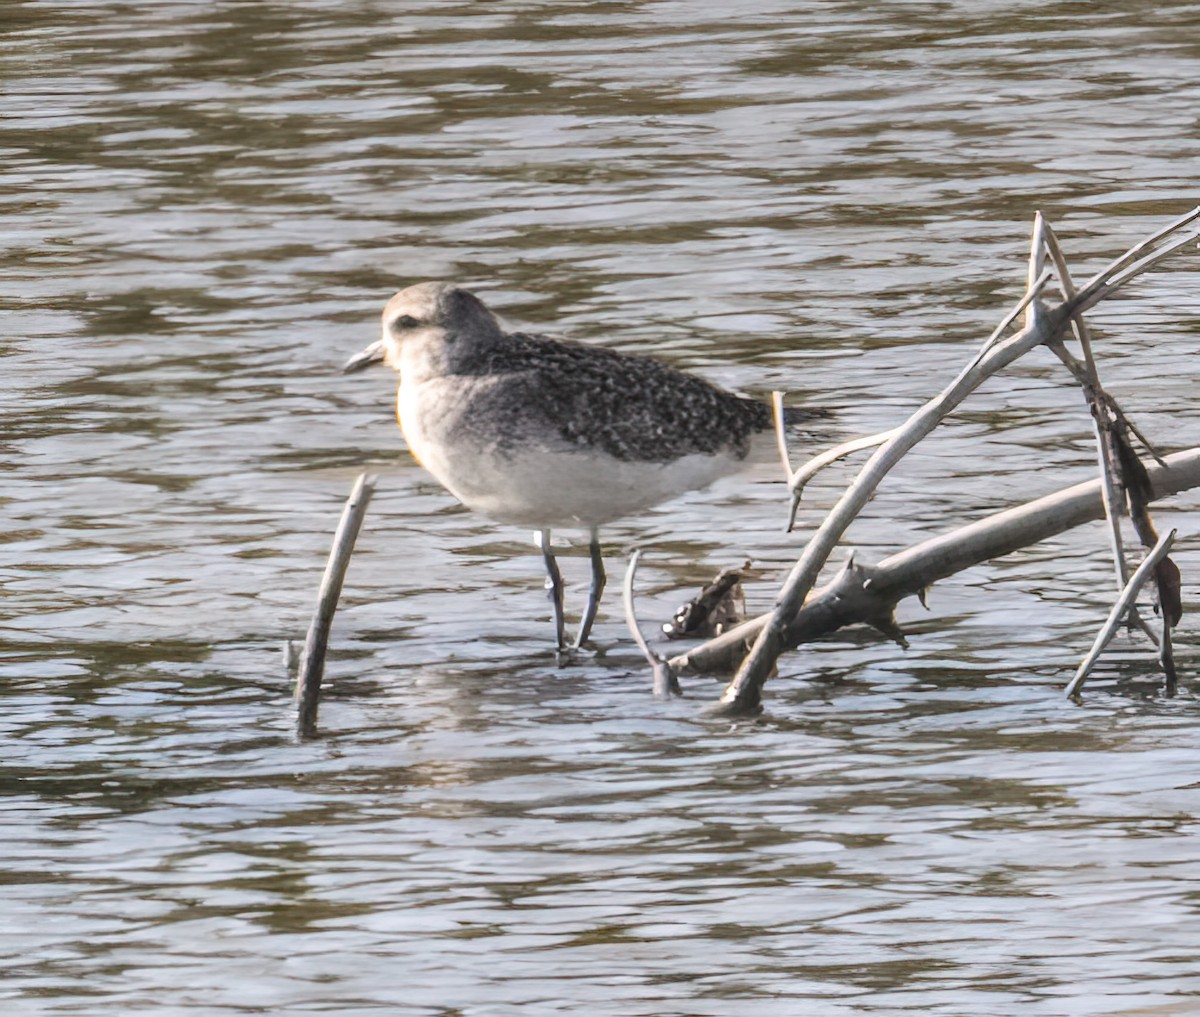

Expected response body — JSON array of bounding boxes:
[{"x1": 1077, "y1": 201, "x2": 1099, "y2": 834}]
[{"x1": 295, "y1": 472, "x2": 376, "y2": 737}]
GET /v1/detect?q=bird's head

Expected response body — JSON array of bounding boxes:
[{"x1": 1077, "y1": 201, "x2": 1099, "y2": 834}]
[{"x1": 343, "y1": 282, "x2": 502, "y2": 375}]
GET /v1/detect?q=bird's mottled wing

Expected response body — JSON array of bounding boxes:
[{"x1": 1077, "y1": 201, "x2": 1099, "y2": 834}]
[{"x1": 471, "y1": 332, "x2": 770, "y2": 463}]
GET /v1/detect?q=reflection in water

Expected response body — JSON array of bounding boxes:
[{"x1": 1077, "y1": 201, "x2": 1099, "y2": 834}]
[{"x1": 3, "y1": 1, "x2": 1200, "y2": 1012}]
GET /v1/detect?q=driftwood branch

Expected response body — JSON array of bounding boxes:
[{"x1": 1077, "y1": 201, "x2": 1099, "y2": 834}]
[
  {"x1": 295, "y1": 471, "x2": 376, "y2": 738},
  {"x1": 772, "y1": 391, "x2": 897, "y2": 529},
  {"x1": 785, "y1": 429, "x2": 898, "y2": 531},
  {"x1": 698, "y1": 211, "x2": 1198, "y2": 714},
  {"x1": 715, "y1": 281, "x2": 1064, "y2": 714},
  {"x1": 1081, "y1": 207, "x2": 1200, "y2": 301},
  {"x1": 674, "y1": 449, "x2": 1200, "y2": 683}
]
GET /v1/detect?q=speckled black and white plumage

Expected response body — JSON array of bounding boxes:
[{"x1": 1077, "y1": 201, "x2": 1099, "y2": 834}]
[
  {"x1": 346, "y1": 282, "x2": 778, "y2": 530},
  {"x1": 452, "y1": 328, "x2": 772, "y2": 464}
]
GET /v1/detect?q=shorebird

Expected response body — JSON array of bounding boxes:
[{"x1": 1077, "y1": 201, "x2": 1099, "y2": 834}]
[{"x1": 345, "y1": 282, "x2": 782, "y2": 652}]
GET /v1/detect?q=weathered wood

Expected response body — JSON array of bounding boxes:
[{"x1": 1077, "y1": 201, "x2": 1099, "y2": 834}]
[
  {"x1": 675, "y1": 448, "x2": 1200, "y2": 686},
  {"x1": 715, "y1": 291, "x2": 1065, "y2": 714},
  {"x1": 1065, "y1": 530, "x2": 1177, "y2": 699},
  {"x1": 623, "y1": 550, "x2": 679, "y2": 698},
  {"x1": 295, "y1": 472, "x2": 376, "y2": 738},
  {"x1": 705, "y1": 211, "x2": 1200, "y2": 713}
]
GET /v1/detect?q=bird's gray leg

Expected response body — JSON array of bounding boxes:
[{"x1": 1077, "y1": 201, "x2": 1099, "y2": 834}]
[
  {"x1": 573, "y1": 527, "x2": 606, "y2": 649},
  {"x1": 537, "y1": 529, "x2": 566, "y2": 651}
]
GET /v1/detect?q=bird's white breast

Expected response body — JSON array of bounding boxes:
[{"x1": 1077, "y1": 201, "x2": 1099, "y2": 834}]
[{"x1": 396, "y1": 377, "x2": 747, "y2": 529}]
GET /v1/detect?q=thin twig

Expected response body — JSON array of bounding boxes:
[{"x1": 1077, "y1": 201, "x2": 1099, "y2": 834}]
[
  {"x1": 786, "y1": 428, "x2": 899, "y2": 531},
  {"x1": 1110, "y1": 407, "x2": 1165, "y2": 466},
  {"x1": 622, "y1": 550, "x2": 680, "y2": 698},
  {"x1": 295, "y1": 472, "x2": 376, "y2": 738},
  {"x1": 1075, "y1": 225, "x2": 1200, "y2": 315},
  {"x1": 1044, "y1": 339, "x2": 1165, "y2": 464},
  {"x1": 1064, "y1": 529, "x2": 1176, "y2": 700},
  {"x1": 770, "y1": 391, "x2": 791, "y2": 480}
]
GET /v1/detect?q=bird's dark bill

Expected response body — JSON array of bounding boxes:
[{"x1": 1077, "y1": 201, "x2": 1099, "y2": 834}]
[{"x1": 343, "y1": 340, "x2": 386, "y2": 373}]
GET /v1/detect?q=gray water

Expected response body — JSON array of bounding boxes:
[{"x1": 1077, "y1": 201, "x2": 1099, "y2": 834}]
[{"x1": 4, "y1": 2, "x2": 1200, "y2": 1014}]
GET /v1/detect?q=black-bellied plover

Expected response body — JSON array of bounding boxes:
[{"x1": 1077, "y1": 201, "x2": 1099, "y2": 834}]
[{"x1": 345, "y1": 282, "x2": 784, "y2": 651}]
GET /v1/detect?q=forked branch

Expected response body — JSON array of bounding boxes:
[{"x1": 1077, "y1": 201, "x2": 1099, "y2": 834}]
[
  {"x1": 697, "y1": 211, "x2": 1199, "y2": 714},
  {"x1": 1064, "y1": 530, "x2": 1177, "y2": 699}
]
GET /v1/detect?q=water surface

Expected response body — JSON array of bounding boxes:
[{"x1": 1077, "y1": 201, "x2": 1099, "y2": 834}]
[{"x1": 4, "y1": 2, "x2": 1200, "y2": 1013}]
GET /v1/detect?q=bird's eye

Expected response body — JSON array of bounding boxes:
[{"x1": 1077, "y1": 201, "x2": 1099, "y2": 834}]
[{"x1": 393, "y1": 314, "x2": 421, "y2": 331}]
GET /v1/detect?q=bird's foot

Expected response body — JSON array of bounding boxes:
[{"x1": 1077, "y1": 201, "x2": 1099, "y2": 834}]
[{"x1": 553, "y1": 637, "x2": 603, "y2": 666}]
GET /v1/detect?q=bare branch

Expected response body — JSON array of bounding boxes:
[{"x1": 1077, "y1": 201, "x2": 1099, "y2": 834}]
[
  {"x1": 1080, "y1": 206, "x2": 1200, "y2": 293},
  {"x1": 1064, "y1": 529, "x2": 1177, "y2": 699},
  {"x1": 1041, "y1": 221, "x2": 1132, "y2": 587},
  {"x1": 1042, "y1": 222, "x2": 1165, "y2": 647},
  {"x1": 622, "y1": 550, "x2": 680, "y2": 698},
  {"x1": 785, "y1": 428, "x2": 899, "y2": 531},
  {"x1": 296, "y1": 472, "x2": 376, "y2": 739},
  {"x1": 716, "y1": 273, "x2": 1071, "y2": 715},
  {"x1": 1044, "y1": 338, "x2": 1165, "y2": 464},
  {"x1": 770, "y1": 390, "x2": 791, "y2": 480},
  {"x1": 1073, "y1": 213, "x2": 1200, "y2": 315},
  {"x1": 673, "y1": 448, "x2": 1200, "y2": 680},
  {"x1": 974, "y1": 267, "x2": 1055, "y2": 362}
]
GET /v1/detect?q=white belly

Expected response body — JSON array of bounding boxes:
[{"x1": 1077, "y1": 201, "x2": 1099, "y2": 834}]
[{"x1": 396, "y1": 380, "x2": 748, "y2": 528}]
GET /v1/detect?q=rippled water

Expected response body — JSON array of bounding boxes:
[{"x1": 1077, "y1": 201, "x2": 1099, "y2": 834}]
[{"x1": 4, "y1": 2, "x2": 1200, "y2": 1013}]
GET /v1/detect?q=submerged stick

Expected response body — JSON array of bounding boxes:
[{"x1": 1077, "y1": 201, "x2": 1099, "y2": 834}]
[
  {"x1": 1161, "y1": 610, "x2": 1178, "y2": 697},
  {"x1": 295, "y1": 472, "x2": 376, "y2": 737},
  {"x1": 622, "y1": 550, "x2": 680, "y2": 698},
  {"x1": 1064, "y1": 529, "x2": 1176, "y2": 699}
]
